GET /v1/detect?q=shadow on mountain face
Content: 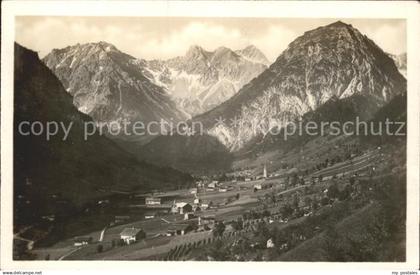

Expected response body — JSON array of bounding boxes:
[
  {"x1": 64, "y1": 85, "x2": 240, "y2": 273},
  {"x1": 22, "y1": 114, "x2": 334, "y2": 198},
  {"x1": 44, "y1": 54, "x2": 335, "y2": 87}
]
[
  {"x1": 237, "y1": 92, "x2": 403, "y2": 158},
  {"x1": 120, "y1": 133, "x2": 234, "y2": 175}
]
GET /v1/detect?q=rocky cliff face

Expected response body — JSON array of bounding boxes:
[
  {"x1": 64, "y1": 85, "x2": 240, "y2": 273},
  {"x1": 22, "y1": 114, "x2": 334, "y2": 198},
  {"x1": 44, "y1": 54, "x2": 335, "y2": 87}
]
[
  {"x1": 142, "y1": 45, "x2": 269, "y2": 116},
  {"x1": 43, "y1": 42, "x2": 187, "y2": 139},
  {"x1": 194, "y1": 21, "x2": 406, "y2": 151}
]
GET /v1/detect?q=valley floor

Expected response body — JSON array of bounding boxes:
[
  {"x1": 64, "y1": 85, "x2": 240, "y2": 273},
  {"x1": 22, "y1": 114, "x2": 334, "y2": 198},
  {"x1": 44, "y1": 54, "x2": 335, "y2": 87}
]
[{"x1": 20, "y1": 142, "x2": 405, "y2": 261}]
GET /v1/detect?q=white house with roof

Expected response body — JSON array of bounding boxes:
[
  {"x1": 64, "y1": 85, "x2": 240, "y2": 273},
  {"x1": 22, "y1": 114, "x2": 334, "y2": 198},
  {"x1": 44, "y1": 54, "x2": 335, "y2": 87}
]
[{"x1": 120, "y1": 227, "x2": 145, "y2": 245}]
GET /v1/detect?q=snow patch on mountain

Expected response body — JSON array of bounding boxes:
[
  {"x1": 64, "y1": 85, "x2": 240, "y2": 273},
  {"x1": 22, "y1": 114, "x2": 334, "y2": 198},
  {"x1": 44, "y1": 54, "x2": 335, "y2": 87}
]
[{"x1": 141, "y1": 45, "x2": 269, "y2": 116}]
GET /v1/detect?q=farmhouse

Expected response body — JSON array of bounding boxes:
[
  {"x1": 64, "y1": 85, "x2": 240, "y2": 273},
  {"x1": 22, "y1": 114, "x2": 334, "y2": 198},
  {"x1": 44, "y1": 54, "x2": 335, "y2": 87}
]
[
  {"x1": 145, "y1": 197, "x2": 161, "y2": 205},
  {"x1": 73, "y1": 236, "x2": 93, "y2": 246},
  {"x1": 171, "y1": 202, "x2": 193, "y2": 214},
  {"x1": 120, "y1": 227, "x2": 145, "y2": 245}
]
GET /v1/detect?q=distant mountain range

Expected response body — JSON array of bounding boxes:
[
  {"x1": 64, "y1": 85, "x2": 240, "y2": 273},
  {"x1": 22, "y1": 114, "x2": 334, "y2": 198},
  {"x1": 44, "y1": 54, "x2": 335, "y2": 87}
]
[
  {"x1": 38, "y1": 20, "x2": 406, "y2": 175},
  {"x1": 193, "y1": 21, "x2": 406, "y2": 151},
  {"x1": 43, "y1": 42, "x2": 269, "y2": 126},
  {"x1": 139, "y1": 44, "x2": 269, "y2": 116}
]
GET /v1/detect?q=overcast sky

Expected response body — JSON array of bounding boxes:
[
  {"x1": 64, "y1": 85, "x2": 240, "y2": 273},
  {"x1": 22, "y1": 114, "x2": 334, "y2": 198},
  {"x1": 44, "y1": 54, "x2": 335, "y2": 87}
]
[{"x1": 15, "y1": 17, "x2": 406, "y2": 61}]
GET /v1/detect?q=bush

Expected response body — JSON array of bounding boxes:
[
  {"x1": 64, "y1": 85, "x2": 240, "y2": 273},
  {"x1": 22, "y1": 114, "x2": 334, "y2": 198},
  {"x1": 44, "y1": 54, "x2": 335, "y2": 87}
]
[
  {"x1": 320, "y1": 197, "x2": 330, "y2": 206},
  {"x1": 231, "y1": 218, "x2": 244, "y2": 231},
  {"x1": 213, "y1": 221, "x2": 226, "y2": 237},
  {"x1": 327, "y1": 183, "x2": 340, "y2": 199}
]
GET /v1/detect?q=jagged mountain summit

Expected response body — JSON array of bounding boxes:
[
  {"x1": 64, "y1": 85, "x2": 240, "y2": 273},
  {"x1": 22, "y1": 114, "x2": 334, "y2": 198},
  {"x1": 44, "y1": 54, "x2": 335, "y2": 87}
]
[
  {"x1": 142, "y1": 45, "x2": 269, "y2": 116},
  {"x1": 194, "y1": 21, "x2": 406, "y2": 151},
  {"x1": 235, "y1": 44, "x2": 271, "y2": 66},
  {"x1": 43, "y1": 41, "x2": 187, "y2": 139}
]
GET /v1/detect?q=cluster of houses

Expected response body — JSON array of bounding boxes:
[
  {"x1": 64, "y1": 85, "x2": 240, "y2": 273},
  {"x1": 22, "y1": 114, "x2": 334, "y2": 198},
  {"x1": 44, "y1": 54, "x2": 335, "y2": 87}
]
[
  {"x1": 74, "y1": 227, "x2": 147, "y2": 247},
  {"x1": 171, "y1": 198, "x2": 210, "y2": 217},
  {"x1": 198, "y1": 181, "x2": 237, "y2": 193}
]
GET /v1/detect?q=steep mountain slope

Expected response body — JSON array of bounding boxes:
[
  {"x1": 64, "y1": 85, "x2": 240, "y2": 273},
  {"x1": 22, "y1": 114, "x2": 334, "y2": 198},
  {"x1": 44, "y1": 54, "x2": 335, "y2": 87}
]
[
  {"x1": 388, "y1": 52, "x2": 407, "y2": 77},
  {"x1": 14, "y1": 43, "x2": 192, "y2": 225},
  {"x1": 231, "y1": 91, "x2": 406, "y2": 178},
  {"x1": 143, "y1": 45, "x2": 268, "y2": 116},
  {"x1": 43, "y1": 42, "x2": 187, "y2": 139},
  {"x1": 239, "y1": 93, "x2": 384, "y2": 157},
  {"x1": 194, "y1": 21, "x2": 406, "y2": 151}
]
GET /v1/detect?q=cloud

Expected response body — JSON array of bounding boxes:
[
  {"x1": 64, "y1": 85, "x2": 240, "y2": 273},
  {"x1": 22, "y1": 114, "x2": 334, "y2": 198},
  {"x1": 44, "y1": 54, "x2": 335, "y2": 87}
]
[
  {"x1": 253, "y1": 24, "x2": 298, "y2": 61},
  {"x1": 15, "y1": 17, "x2": 406, "y2": 62},
  {"x1": 136, "y1": 22, "x2": 249, "y2": 59},
  {"x1": 15, "y1": 17, "x2": 295, "y2": 60},
  {"x1": 16, "y1": 17, "x2": 145, "y2": 58}
]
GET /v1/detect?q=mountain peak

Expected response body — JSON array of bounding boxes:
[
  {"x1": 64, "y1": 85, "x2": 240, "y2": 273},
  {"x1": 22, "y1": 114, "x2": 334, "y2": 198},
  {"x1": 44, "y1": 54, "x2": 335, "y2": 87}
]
[
  {"x1": 186, "y1": 44, "x2": 205, "y2": 54},
  {"x1": 242, "y1": 44, "x2": 259, "y2": 51},
  {"x1": 214, "y1": 46, "x2": 232, "y2": 53},
  {"x1": 96, "y1": 41, "x2": 118, "y2": 51},
  {"x1": 235, "y1": 44, "x2": 270, "y2": 66},
  {"x1": 327, "y1": 20, "x2": 352, "y2": 28},
  {"x1": 213, "y1": 46, "x2": 238, "y2": 60},
  {"x1": 185, "y1": 45, "x2": 210, "y2": 61}
]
